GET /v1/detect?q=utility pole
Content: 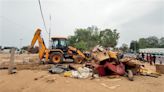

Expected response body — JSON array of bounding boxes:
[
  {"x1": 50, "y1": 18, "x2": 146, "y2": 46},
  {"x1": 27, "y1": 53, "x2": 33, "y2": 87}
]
[
  {"x1": 49, "y1": 14, "x2": 51, "y2": 48},
  {"x1": 38, "y1": 0, "x2": 48, "y2": 34}
]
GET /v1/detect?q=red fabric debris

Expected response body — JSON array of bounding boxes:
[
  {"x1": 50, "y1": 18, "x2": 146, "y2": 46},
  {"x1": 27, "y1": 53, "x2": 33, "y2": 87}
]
[{"x1": 104, "y1": 62, "x2": 125, "y2": 75}]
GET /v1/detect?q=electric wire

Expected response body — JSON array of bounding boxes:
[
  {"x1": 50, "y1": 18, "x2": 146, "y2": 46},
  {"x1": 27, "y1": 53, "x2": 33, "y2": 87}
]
[{"x1": 38, "y1": 0, "x2": 48, "y2": 34}]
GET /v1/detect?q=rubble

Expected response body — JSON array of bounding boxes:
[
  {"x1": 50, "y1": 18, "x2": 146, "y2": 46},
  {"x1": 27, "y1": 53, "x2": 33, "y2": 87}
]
[
  {"x1": 84, "y1": 46, "x2": 127, "y2": 79},
  {"x1": 48, "y1": 64, "x2": 76, "y2": 74},
  {"x1": 71, "y1": 67, "x2": 93, "y2": 79},
  {"x1": 83, "y1": 45, "x2": 161, "y2": 81}
]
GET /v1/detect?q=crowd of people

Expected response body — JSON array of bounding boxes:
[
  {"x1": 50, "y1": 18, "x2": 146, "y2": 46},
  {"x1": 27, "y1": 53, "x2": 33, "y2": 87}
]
[{"x1": 137, "y1": 53, "x2": 163, "y2": 65}]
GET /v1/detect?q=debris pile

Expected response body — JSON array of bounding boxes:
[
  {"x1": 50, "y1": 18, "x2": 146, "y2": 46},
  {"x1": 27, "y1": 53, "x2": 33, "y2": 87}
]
[
  {"x1": 64, "y1": 67, "x2": 93, "y2": 79},
  {"x1": 48, "y1": 45, "x2": 161, "y2": 81}
]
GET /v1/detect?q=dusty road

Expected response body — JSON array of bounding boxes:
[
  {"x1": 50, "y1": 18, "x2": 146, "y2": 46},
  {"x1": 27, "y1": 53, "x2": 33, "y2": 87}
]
[{"x1": 0, "y1": 70, "x2": 164, "y2": 92}]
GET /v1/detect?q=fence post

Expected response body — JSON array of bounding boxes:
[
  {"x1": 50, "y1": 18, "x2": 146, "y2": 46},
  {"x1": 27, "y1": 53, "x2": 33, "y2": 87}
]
[{"x1": 8, "y1": 48, "x2": 16, "y2": 74}]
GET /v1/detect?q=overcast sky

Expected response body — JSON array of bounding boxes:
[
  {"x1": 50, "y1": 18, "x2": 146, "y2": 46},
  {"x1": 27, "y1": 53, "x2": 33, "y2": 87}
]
[{"x1": 0, "y1": 0, "x2": 163, "y2": 48}]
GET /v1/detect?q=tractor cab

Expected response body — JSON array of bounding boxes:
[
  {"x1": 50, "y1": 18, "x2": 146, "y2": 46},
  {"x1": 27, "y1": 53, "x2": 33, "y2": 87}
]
[{"x1": 51, "y1": 37, "x2": 68, "y2": 52}]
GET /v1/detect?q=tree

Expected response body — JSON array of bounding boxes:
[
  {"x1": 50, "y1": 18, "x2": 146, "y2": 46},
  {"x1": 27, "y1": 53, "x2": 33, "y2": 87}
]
[
  {"x1": 68, "y1": 26, "x2": 94, "y2": 50},
  {"x1": 138, "y1": 38, "x2": 147, "y2": 48},
  {"x1": 159, "y1": 37, "x2": 164, "y2": 48},
  {"x1": 119, "y1": 43, "x2": 128, "y2": 52},
  {"x1": 146, "y1": 36, "x2": 159, "y2": 48},
  {"x1": 74, "y1": 41, "x2": 87, "y2": 51},
  {"x1": 138, "y1": 36, "x2": 164, "y2": 48},
  {"x1": 68, "y1": 26, "x2": 120, "y2": 50},
  {"x1": 68, "y1": 36, "x2": 77, "y2": 47},
  {"x1": 130, "y1": 40, "x2": 139, "y2": 52},
  {"x1": 99, "y1": 29, "x2": 119, "y2": 47},
  {"x1": 68, "y1": 26, "x2": 100, "y2": 50},
  {"x1": 88, "y1": 27, "x2": 100, "y2": 49}
]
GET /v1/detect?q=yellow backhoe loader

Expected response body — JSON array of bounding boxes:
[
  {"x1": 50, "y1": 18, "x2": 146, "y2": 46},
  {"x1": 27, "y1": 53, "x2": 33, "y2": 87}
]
[{"x1": 29, "y1": 28, "x2": 86, "y2": 64}]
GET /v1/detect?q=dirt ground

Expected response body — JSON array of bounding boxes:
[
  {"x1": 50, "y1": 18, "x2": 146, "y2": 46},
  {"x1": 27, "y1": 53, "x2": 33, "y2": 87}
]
[
  {"x1": 0, "y1": 70, "x2": 164, "y2": 92},
  {"x1": 0, "y1": 53, "x2": 164, "y2": 92}
]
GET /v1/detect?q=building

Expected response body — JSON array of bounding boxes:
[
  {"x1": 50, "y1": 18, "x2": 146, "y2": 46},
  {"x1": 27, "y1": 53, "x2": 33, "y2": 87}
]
[{"x1": 139, "y1": 48, "x2": 164, "y2": 55}]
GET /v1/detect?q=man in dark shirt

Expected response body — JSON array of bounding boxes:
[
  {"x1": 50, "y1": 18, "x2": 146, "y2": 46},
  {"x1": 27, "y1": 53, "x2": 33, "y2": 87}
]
[
  {"x1": 152, "y1": 54, "x2": 156, "y2": 65},
  {"x1": 150, "y1": 54, "x2": 152, "y2": 65},
  {"x1": 146, "y1": 53, "x2": 149, "y2": 62},
  {"x1": 141, "y1": 53, "x2": 145, "y2": 61}
]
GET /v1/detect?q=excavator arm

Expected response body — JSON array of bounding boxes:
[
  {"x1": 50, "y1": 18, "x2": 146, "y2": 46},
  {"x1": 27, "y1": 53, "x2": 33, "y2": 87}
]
[
  {"x1": 68, "y1": 46, "x2": 86, "y2": 63},
  {"x1": 30, "y1": 28, "x2": 48, "y2": 60}
]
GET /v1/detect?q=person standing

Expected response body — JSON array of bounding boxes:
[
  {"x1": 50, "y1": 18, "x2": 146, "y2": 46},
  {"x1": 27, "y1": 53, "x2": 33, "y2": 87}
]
[
  {"x1": 141, "y1": 53, "x2": 145, "y2": 61},
  {"x1": 152, "y1": 54, "x2": 156, "y2": 65},
  {"x1": 149, "y1": 54, "x2": 152, "y2": 65},
  {"x1": 146, "y1": 53, "x2": 149, "y2": 62}
]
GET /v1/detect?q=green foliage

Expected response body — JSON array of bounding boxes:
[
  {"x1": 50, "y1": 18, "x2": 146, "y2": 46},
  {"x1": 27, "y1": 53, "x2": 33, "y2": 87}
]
[
  {"x1": 74, "y1": 41, "x2": 87, "y2": 51},
  {"x1": 67, "y1": 36, "x2": 77, "y2": 47},
  {"x1": 138, "y1": 38, "x2": 147, "y2": 49},
  {"x1": 130, "y1": 40, "x2": 139, "y2": 52},
  {"x1": 138, "y1": 36, "x2": 164, "y2": 48},
  {"x1": 100, "y1": 29, "x2": 119, "y2": 47},
  {"x1": 68, "y1": 26, "x2": 120, "y2": 50},
  {"x1": 146, "y1": 36, "x2": 159, "y2": 48},
  {"x1": 119, "y1": 43, "x2": 128, "y2": 52},
  {"x1": 159, "y1": 37, "x2": 164, "y2": 48}
]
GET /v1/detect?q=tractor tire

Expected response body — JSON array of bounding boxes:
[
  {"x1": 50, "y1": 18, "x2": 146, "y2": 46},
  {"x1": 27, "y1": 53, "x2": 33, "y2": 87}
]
[
  {"x1": 50, "y1": 52, "x2": 63, "y2": 64},
  {"x1": 74, "y1": 55, "x2": 84, "y2": 64}
]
